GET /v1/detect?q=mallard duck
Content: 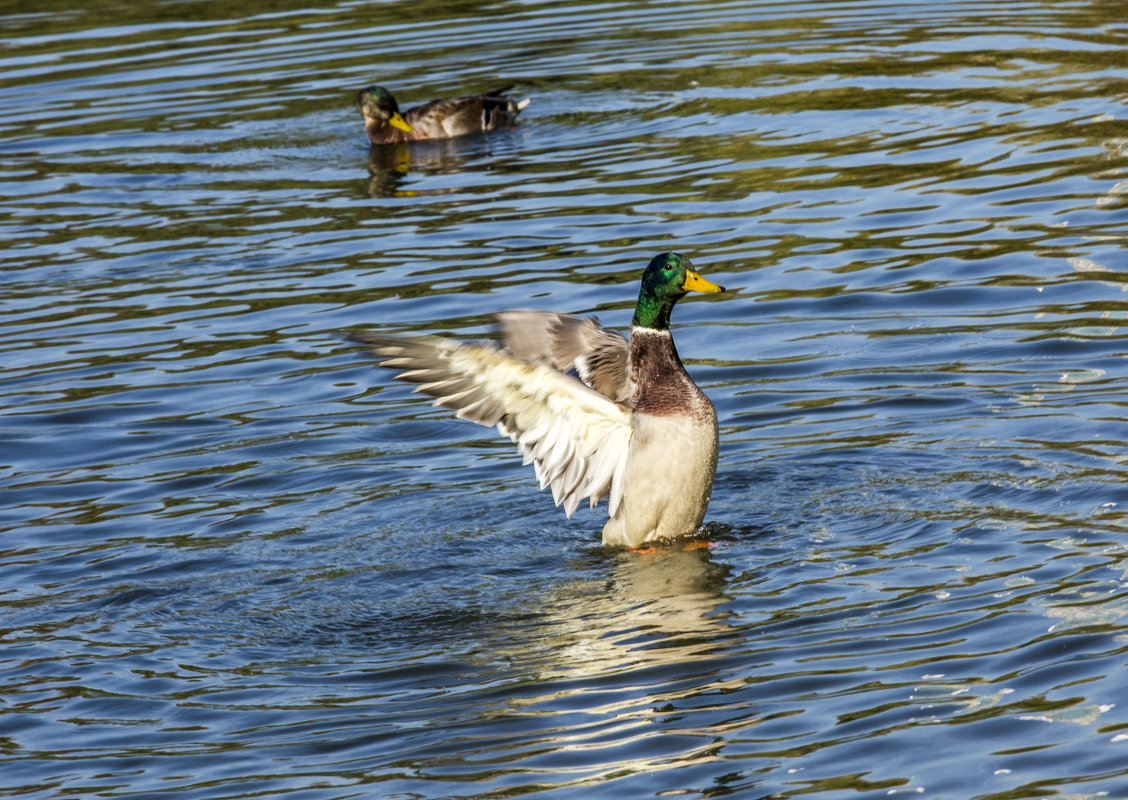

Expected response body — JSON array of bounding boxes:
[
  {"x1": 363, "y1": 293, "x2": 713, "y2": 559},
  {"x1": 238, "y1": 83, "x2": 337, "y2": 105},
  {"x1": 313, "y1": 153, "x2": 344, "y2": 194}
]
[
  {"x1": 353, "y1": 253, "x2": 726, "y2": 547},
  {"x1": 356, "y1": 85, "x2": 531, "y2": 145}
]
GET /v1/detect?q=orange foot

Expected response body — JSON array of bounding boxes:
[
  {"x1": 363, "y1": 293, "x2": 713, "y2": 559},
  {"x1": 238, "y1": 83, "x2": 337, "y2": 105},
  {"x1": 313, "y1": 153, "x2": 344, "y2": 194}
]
[{"x1": 626, "y1": 539, "x2": 711, "y2": 555}]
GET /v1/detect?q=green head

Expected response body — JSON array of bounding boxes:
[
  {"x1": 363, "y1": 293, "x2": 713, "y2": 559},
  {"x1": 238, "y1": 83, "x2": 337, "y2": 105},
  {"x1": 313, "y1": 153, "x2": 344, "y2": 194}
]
[
  {"x1": 356, "y1": 85, "x2": 413, "y2": 133},
  {"x1": 631, "y1": 252, "x2": 725, "y2": 330}
]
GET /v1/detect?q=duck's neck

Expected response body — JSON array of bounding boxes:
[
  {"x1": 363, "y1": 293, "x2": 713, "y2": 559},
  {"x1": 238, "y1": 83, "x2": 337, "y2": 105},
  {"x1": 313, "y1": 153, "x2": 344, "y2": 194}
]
[
  {"x1": 631, "y1": 295, "x2": 676, "y2": 330},
  {"x1": 365, "y1": 119, "x2": 416, "y2": 145},
  {"x1": 629, "y1": 326, "x2": 709, "y2": 417}
]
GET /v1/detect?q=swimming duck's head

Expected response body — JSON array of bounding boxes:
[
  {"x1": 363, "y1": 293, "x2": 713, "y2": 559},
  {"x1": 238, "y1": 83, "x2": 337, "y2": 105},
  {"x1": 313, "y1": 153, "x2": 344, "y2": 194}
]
[
  {"x1": 632, "y1": 252, "x2": 725, "y2": 330},
  {"x1": 356, "y1": 85, "x2": 414, "y2": 133}
]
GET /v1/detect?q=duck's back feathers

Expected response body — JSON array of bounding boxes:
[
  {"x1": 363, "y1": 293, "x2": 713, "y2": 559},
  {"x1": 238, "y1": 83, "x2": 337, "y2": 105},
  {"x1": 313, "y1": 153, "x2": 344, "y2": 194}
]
[
  {"x1": 353, "y1": 332, "x2": 631, "y2": 517},
  {"x1": 406, "y1": 89, "x2": 528, "y2": 138},
  {"x1": 494, "y1": 311, "x2": 632, "y2": 404}
]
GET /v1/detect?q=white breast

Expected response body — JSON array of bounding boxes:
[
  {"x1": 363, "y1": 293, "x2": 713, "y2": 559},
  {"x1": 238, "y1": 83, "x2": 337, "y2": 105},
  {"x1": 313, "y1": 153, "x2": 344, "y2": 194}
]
[{"x1": 601, "y1": 412, "x2": 718, "y2": 547}]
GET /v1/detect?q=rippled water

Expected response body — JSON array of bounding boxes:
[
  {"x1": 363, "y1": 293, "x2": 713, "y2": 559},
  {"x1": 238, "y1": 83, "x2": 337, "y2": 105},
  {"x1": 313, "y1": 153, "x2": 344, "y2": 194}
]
[{"x1": 4, "y1": 0, "x2": 1128, "y2": 797}]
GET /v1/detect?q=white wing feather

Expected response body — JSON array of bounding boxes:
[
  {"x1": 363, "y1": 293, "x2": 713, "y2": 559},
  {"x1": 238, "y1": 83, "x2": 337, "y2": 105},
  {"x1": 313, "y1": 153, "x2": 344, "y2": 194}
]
[{"x1": 357, "y1": 333, "x2": 632, "y2": 518}]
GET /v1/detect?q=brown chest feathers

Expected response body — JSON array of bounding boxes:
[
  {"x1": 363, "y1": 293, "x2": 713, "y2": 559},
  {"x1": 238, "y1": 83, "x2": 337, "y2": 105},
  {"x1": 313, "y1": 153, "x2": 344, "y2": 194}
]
[{"x1": 629, "y1": 328, "x2": 715, "y2": 421}]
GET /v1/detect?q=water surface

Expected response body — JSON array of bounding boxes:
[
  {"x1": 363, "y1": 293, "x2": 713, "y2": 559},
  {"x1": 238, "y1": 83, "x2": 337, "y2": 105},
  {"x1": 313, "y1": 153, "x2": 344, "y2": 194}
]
[{"x1": 3, "y1": 0, "x2": 1128, "y2": 797}]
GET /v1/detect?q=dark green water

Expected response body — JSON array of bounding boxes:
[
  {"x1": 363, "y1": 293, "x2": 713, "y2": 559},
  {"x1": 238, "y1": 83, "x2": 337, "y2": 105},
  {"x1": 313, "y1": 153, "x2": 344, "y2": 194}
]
[{"x1": 3, "y1": 0, "x2": 1128, "y2": 797}]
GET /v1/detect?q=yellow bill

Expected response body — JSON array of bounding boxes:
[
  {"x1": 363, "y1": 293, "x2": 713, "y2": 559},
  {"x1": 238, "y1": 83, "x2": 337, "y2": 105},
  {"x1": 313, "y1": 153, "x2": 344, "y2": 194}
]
[
  {"x1": 682, "y1": 268, "x2": 725, "y2": 294},
  {"x1": 389, "y1": 112, "x2": 413, "y2": 133}
]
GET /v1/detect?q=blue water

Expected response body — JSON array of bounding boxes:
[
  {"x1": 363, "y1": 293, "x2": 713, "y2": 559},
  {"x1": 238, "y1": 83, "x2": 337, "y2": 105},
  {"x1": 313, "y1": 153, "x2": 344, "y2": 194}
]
[{"x1": 3, "y1": 0, "x2": 1128, "y2": 797}]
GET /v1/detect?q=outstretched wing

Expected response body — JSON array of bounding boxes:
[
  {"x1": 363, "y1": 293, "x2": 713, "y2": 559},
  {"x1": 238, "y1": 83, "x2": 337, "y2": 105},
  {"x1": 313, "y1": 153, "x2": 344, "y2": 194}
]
[
  {"x1": 354, "y1": 332, "x2": 632, "y2": 518},
  {"x1": 493, "y1": 311, "x2": 633, "y2": 404}
]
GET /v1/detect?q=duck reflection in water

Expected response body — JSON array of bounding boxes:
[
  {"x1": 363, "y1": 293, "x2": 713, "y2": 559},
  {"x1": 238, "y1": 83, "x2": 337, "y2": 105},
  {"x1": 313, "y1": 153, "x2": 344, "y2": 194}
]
[
  {"x1": 580, "y1": 537, "x2": 735, "y2": 650},
  {"x1": 474, "y1": 538, "x2": 744, "y2": 782},
  {"x1": 363, "y1": 139, "x2": 483, "y2": 198}
]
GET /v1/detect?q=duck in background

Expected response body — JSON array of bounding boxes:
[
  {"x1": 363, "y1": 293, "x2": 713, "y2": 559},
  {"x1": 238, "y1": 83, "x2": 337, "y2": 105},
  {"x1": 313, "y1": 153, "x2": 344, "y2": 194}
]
[{"x1": 356, "y1": 85, "x2": 531, "y2": 145}]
